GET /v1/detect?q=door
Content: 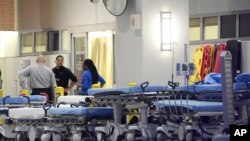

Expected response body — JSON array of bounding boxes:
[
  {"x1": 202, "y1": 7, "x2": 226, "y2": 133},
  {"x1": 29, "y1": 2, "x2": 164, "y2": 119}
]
[{"x1": 71, "y1": 33, "x2": 87, "y2": 95}]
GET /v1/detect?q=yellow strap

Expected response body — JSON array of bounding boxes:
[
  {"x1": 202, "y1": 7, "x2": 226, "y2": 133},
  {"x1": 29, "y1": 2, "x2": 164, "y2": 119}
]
[
  {"x1": 92, "y1": 84, "x2": 101, "y2": 88},
  {"x1": 20, "y1": 89, "x2": 29, "y2": 96},
  {"x1": 55, "y1": 87, "x2": 64, "y2": 96}
]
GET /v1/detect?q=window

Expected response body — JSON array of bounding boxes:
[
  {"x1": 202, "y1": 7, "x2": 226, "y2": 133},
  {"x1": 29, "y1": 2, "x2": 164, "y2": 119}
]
[
  {"x1": 220, "y1": 15, "x2": 236, "y2": 38},
  {"x1": 190, "y1": 11, "x2": 250, "y2": 44},
  {"x1": 35, "y1": 32, "x2": 47, "y2": 52},
  {"x1": 47, "y1": 31, "x2": 59, "y2": 51},
  {"x1": 204, "y1": 16, "x2": 218, "y2": 40},
  {"x1": 21, "y1": 33, "x2": 33, "y2": 54},
  {"x1": 61, "y1": 30, "x2": 69, "y2": 51},
  {"x1": 189, "y1": 18, "x2": 201, "y2": 41},
  {"x1": 239, "y1": 13, "x2": 250, "y2": 37},
  {"x1": 75, "y1": 37, "x2": 86, "y2": 53}
]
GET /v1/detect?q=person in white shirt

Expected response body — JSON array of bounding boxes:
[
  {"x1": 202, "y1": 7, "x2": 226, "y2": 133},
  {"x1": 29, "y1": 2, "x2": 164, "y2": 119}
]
[{"x1": 18, "y1": 55, "x2": 56, "y2": 102}]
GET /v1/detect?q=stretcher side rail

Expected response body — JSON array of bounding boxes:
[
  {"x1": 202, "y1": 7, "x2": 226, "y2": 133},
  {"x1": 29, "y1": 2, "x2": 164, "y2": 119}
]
[{"x1": 0, "y1": 96, "x2": 31, "y2": 108}]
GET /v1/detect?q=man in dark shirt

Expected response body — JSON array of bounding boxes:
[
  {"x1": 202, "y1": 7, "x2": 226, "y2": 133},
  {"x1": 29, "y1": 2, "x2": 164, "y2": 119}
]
[{"x1": 52, "y1": 55, "x2": 77, "y2": 95}]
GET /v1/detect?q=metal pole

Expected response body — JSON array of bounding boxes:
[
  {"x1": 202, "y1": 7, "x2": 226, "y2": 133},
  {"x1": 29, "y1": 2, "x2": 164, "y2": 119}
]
[{"x1": 220, "y1": 51, "x2": 234, "y2": 130}]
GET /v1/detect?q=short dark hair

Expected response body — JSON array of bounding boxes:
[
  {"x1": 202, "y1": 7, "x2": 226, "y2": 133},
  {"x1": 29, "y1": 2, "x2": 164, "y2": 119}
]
[{"x1": 56, "y1": 55, "x2": 64, "y2": 60}]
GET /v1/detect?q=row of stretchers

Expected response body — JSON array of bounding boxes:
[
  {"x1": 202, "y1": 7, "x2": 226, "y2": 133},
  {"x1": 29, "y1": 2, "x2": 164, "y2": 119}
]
[{"x1": 0, "y1": 73, "x2": 249, "y2": 141}]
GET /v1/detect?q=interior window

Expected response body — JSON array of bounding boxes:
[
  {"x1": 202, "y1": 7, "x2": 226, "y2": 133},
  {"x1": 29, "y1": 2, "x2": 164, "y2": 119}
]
[
  {"x1": 62, "y1": 30, "x2": 69, "y2": 51},
  {"x1": 204, "y1": 16, "x2": 218, "y2": 40},
  {"x1": 35, "y1": 32, "x2": 47, "y2": 52},
  {"x1": 21, "y1": 33, "x2": 33, "y2": 54},
  {"x1": 189, "y1": 18, "x2": 201, "y2": 41},
  {"x1": 220, "y1": 15, "x2": 236, "y2": 38},
  {"x1": 239, "y1": 13, "x2": 250, "y2": 37}
]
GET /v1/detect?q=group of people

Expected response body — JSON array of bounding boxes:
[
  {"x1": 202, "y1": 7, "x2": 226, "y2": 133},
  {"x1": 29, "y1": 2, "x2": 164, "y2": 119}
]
[{"x1": 18, "y1": 55, "x2": 106, "y2": 102}]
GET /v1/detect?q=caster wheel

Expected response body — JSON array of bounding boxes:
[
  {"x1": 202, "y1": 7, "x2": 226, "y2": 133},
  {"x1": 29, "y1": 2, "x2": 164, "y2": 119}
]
[
  {"x1": 157, "y1": 132, "x2": 168, "y2": 141},
  {"x1": 72, "y1": 133, "x2": 82, "y2": 141},
  {"x1": 126, "y1": 132, "x2": 135, "y2": 141},
  {"x1": 16, "y1": 132, "x2": 28, "y2": 141},
  {"x1": 52, "y1": 132, "x2": 62, "y2": 141},
  {"x1": 96, "y1": 132, "x2": 106, "y2": 141},
  {"x1": 178, "y1": 124, "x2": 186, "y2": 141},
  {"x1": 185, "y1": 131, "x2": 193, "y2": 141},
  {"x1": 28, "y1": 126, "x2": 38, "y2": 141},
  {"x1": 40, "y1": 133, "x2": 51, "y2": 141}
]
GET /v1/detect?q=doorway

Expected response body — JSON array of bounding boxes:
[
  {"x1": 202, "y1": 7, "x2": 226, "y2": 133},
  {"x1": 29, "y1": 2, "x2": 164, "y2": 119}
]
[{"x1": 88, "y1": 31, "x2": 113, "y2": 88}]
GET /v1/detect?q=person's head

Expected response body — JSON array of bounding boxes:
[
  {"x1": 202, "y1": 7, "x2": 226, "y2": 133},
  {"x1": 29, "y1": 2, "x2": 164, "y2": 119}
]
[
  {"x1": 36, "y1": 55, "x2": 45, "y2": 64},
  {"x1": 55, "y1": 55, "x2": 64, "y2": 68},
  {"x1": 83, "y1": 59, "x2": 98, "y2": 84},
  {"x1": 83, "y1": 59, "x2": 95, "y2": 70}
]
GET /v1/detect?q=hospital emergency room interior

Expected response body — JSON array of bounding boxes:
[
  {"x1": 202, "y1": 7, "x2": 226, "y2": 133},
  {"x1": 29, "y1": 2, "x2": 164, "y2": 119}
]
[{"x1": 0, "y1": 0, "x2": 249, "y2": 141}]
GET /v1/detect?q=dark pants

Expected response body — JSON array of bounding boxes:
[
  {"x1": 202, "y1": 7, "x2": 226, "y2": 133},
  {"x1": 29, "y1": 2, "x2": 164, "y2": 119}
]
[{"x1": 31, "y1": 88, "x2": 53, "y2": 102}]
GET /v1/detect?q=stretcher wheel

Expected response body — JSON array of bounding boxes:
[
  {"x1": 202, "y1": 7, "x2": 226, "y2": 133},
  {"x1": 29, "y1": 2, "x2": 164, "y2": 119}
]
[
  {"x1": 16, "y1": 132, "x2": 28, "y2": 141},
  {"x1": 185, "y1": 131, "x2": 193, "y2": 141},
  {"x1": 178, "y1": 124, "x2": 186, "y2": 141},
  {"x1": 72, "y1": 133, "x2": 82, "y2": 141},
  {"x1": 156, "y1": 132, "x2": 168, "y2": 141},
  {"x1": 28, "y1": 126, "x2": 39, "y2": 141},
  {"x1": 96, "y1": 132, "x2": 106, "y2": 141},
  {"x1": 125, "y1": 131, "x2": 135, "y2": 141},
  {"x1": 52, "y1": 132, "x2": 62, "y2": 141},
  {"x1": 40, "y1": 133, "x2": 52, "y2": 141}
]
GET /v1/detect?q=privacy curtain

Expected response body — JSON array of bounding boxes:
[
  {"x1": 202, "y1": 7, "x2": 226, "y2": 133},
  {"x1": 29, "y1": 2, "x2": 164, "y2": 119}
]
[{"x1": 89, "y1": 37, "x2": 113, "y2": 88}]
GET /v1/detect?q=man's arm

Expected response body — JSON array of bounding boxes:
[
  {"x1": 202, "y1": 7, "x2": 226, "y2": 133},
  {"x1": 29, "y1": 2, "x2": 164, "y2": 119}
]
[
  {"x1": 18, "y1": 67, "x2": 30, "y2": 89},
  {"x1": 65, "y1": 69, "x2": 77, "y2": 93},
  {"x1": 50, "y1": 71, "x2": 57, "y2": 88}
]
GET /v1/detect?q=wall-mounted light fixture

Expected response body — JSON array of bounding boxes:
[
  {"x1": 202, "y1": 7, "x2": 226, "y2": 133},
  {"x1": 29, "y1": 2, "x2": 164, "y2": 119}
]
[{"x1": 160, "y1": 12, "x2": 171, "y2": 51}]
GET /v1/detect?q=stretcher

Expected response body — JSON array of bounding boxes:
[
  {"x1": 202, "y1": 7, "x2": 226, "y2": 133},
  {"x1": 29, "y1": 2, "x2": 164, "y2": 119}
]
[
  {"x1": 89, "y1": 82, "x2": 167, "y2": 141},
  {"x1": 0, "y1": 95, "x2": 46, "y2": 140},
  {"x1": 88, "y1": 85, "x2": 167, "y2": 96},
  {"x1": 40, "y1": 95, "x2": 113, "y2": 141},
  {"x1": 175, "y1": 82, "x2": 250, "y2": 93},
  {"x1": 0, "y1": 95, "x2": 94, "y2": 141},
  {"x1": 0, "y1": 95, "x2": 46, "y2": 118},
  {"x1": 0, "y1": 95, "x2": 46, "y2": 106},
  {"x1": 155, "y1": 91, "x2": 225, "y2": 141},
  {"x1": 47, "y1": 107, "x2": 113, "y2": 118},
  {"x1": 156, "y1": 77, "x2": 250, "y2": 141},
  {"x1": 156, "y1": 100, "x2": 223, "y2": 112}
]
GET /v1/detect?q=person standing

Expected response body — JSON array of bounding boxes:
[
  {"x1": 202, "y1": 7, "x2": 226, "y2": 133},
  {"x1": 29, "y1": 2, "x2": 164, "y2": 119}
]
[
  {"x1": 52, "y1": 55, "x2": 77, "y2": 95},
  {"x1": 81, "y1": 59, "x2": 106, "y2": 94},
  {"x1": 18, "y1": 55, "x2": 56, "y2": 102}
]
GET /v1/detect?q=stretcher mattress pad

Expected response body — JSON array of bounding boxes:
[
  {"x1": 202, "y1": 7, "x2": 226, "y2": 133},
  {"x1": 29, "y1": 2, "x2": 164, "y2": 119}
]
[
  {"x1": 0, "y1": 96, "x2": 27, "y2": 105},
  {"x1": 57, "y1": 95, "x2": 94, "y2": 104},
  {"x1": 9, "y1": 108, "x2": 45, "y2": 119},
  {"x1": 173, "y1": 82, "x2": 250, "y2": 93},
  {"x1": 156, "y1": 100, "x2": 223, "y2": 112},
  {"x1": 48, "y1": 107, "x2": 113, "y2": 118},
  {"x1": 28, "y1": 95, "x2": 46, "y2": 102},
  {"x1": 88, "y1": 86, "x2": 167, "y2": 96}
]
